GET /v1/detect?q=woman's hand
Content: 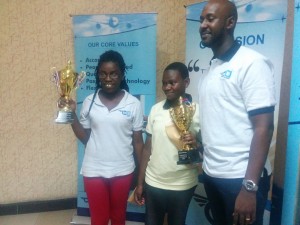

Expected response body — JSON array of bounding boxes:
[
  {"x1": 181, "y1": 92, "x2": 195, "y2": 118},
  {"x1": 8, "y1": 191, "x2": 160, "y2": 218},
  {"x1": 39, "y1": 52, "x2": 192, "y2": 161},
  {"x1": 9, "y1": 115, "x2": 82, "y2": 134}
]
[
  {"x1": 134, "y1": 185, "x2": 145, "y2": 206},
  {"x1": 57, "y1": 97, "x2": 76, "y2": 112},
  {"x1": 181, "y1": 132, "x2": 197, "y2": 148}
]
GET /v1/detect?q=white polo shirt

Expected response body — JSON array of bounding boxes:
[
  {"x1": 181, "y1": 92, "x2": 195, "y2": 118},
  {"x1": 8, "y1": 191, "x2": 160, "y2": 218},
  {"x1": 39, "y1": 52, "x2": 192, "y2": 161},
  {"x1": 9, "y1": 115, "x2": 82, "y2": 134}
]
[
  {"x1": 145, "y1": 100, "x2": 200, "y2": 190},
  {"x1": 79, "y1": 89, "x2": 143, "y2": 178},
  {"x1": 198, "y1": 44, "x2": 276, "y2": 178}
]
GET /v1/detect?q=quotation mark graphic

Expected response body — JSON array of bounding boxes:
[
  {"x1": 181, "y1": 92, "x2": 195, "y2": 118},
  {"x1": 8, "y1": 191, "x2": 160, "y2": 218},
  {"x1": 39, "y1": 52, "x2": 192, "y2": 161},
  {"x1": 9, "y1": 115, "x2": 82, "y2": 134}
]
[
  {"x1": 188, "y1": 59, "x2": 207, "y2": 74},
  {"x1": 188, "y1": 59, "x2": 200, "y2": 72}
]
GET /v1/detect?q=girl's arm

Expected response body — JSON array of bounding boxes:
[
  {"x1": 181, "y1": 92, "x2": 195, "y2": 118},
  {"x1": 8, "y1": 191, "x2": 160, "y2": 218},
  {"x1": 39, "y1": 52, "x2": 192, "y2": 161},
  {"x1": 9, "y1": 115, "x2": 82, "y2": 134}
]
[{"x1": 134, "y1": 134, "x2": 152, "y2": 205}]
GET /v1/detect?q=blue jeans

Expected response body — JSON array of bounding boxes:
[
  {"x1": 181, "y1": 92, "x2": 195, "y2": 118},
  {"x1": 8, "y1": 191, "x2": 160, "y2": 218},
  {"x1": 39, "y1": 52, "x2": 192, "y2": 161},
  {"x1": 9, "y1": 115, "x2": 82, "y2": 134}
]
[
  {"x1": 203, "y1": 170, "x2": 271, "y2": 225},
  {"x1": 145, "y1": 183, "x2": 196, "y2": 225}
]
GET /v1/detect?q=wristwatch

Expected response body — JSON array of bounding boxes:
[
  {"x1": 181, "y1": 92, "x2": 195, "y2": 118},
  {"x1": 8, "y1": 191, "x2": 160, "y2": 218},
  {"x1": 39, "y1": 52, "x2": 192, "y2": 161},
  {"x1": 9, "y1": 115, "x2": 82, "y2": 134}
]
[{"x1": 242, "y1": 179, "x2": 258, "y2": 192}]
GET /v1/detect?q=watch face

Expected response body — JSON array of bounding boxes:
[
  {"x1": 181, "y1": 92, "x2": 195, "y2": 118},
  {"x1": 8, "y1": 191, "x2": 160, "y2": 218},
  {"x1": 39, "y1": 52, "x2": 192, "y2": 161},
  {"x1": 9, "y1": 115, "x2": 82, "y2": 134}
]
[
  {"x1": 245, "y1": 181, "x2": 254, "y2": 190},
  {"x1": 243, "y1": 179, "x2": 257, "y2": 191}
]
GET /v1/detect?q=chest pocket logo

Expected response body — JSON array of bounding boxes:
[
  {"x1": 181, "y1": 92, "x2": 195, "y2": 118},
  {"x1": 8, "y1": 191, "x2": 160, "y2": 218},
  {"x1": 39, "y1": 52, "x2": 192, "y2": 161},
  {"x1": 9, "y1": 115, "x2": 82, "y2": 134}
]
[
  {"x1": 220, "y1": 70, "x2": 232, "y2": 79},
  {"x1": 119, "y1": 110, "x2": 131, "y2": 117}
]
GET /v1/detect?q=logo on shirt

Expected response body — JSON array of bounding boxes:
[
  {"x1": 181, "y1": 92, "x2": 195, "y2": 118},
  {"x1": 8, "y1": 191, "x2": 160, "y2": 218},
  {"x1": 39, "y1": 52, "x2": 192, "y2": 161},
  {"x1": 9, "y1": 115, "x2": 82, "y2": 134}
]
[
  {"x1": 119, "y1": 110, "x2": 131, "y2": 117},
  {"x1": 220, "y1": 70, "x2": 232, "y2": 79}
]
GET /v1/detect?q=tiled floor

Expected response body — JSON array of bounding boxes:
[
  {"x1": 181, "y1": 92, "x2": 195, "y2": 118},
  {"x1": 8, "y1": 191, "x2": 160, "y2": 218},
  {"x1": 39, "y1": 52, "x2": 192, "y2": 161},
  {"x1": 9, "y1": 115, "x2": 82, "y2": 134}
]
[{"x1": 0, "y1": 209, "x2": 143, "y2": 225}]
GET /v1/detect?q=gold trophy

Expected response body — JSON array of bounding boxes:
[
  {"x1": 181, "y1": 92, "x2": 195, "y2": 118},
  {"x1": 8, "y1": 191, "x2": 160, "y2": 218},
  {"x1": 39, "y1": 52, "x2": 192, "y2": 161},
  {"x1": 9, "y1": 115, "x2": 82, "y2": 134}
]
[
  {"x1": 51, "y1": 60, "x2": 86, "y2": 124},
  {"x1": 169, "y1": 96, "x2": 200, "y2": 164}
]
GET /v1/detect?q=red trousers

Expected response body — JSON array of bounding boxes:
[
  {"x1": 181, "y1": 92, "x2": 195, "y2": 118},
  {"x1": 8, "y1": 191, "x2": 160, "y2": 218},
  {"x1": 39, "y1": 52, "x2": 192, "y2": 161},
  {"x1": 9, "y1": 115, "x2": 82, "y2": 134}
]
[{"x1": 83, "y1": 173, "x2": 133, "y2": 225}]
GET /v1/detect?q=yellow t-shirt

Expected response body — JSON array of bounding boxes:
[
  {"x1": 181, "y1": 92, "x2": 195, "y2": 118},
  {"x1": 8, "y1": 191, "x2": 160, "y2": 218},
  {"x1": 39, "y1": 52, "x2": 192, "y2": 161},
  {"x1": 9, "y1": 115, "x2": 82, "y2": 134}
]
[{"x1": 145, "y1": 100, "x2": 200, "y2": 191}]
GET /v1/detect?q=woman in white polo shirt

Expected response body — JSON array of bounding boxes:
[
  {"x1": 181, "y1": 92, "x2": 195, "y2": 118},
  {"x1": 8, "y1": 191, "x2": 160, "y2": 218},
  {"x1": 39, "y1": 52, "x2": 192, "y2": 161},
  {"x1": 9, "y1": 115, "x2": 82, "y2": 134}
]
[{"x1": 67, "y1": 50, "x2": 144, "y2": 225}]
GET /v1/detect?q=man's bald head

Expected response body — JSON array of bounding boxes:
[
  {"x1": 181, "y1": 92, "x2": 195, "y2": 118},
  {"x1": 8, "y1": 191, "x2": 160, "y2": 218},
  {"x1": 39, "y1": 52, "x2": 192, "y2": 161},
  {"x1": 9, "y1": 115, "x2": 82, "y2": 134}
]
[
  {"x1": 199, "y1": 0, "x2": 238, "y2": 54},
  {"x1": 204, "y1": 0, "x2": 238, "y2": 28}
]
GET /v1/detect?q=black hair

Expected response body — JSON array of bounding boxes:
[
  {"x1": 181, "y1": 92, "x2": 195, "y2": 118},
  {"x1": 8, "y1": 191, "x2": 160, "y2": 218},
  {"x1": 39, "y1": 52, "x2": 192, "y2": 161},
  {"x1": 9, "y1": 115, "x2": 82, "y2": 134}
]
[
  {"x1": 164, "y1": 62, "x2": 189, "y2": 80},
  {"x1": 88, "y1": 50, "x2": 129, "y2": 115}
]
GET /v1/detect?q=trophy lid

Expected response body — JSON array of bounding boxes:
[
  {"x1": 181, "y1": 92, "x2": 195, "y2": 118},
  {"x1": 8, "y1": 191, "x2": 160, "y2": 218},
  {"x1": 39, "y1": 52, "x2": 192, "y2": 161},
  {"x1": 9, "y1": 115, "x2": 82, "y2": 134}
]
[{"x1": 60, "y1": 60, "x2": 76, "y2": 78}]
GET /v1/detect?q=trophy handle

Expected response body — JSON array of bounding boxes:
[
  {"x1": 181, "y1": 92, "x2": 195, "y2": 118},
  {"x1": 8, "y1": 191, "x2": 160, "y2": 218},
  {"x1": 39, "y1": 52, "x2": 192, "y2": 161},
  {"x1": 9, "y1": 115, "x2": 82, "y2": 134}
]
[
  {"x1": 75, "y1": 71, "x2": 86, "y2": 89},
  {"x1": 50, "y1": 67, "x2": 59, "y2": 85},
  {"x1": 50, "y1": 67, "x2": 64, "y2": 96}
]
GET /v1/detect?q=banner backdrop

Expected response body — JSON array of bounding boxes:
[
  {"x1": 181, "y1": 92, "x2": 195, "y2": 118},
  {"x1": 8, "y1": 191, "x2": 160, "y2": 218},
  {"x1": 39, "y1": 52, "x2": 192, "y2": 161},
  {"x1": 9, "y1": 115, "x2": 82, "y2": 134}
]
[
  {"x1": 72, "y1": 13, "x2": 157, "y2": 221},
  {"x1": 282, "y1": 1, "x2": 300, "y2": 224},
  {"x1": 185, "y1": 1, "x2": 287, "y2": 224}
]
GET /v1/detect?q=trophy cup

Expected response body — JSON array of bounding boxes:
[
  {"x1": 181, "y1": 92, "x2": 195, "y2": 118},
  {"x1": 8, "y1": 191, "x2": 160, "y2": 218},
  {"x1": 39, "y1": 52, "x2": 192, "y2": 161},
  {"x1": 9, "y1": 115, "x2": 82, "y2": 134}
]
[
  {"x1": 51, "y1": 60, "x2": 86, "y2": 124},
  {"x1": 169, "y1": 96, "x2": 201, "y2": 165}
]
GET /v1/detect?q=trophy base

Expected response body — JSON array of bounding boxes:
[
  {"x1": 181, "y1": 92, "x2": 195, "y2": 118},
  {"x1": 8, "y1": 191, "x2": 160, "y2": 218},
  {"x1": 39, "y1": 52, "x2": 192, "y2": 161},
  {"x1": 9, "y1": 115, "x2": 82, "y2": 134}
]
[
  {"x1": 177, "y1": 149, "x2": 201, "y2": 165},
  {"x1": 55, "y1": 111, "x2": 74, "y2": 124}
]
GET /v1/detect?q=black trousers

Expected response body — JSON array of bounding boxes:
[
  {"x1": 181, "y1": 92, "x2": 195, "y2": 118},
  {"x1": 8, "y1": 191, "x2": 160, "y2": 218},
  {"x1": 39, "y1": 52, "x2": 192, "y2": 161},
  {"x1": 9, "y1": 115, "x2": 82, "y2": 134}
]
[
  {"x1": 203, "y1": 170, "x2": 271, "y2": 225},
  {"x1": 145, "y1": 183, "x2": 196, "y2": 225}
]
